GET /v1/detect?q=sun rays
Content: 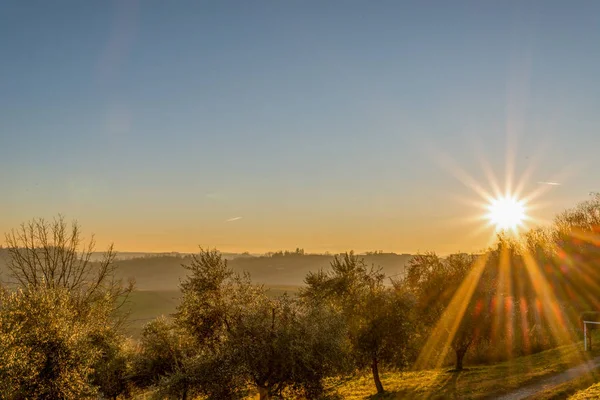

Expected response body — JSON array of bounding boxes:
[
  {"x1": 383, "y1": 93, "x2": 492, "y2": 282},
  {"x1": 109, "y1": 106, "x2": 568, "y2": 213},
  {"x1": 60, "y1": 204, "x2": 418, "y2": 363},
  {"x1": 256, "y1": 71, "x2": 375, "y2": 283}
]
[{"x1": 415, "y1": 143, "x2": 592, "y2": 371}]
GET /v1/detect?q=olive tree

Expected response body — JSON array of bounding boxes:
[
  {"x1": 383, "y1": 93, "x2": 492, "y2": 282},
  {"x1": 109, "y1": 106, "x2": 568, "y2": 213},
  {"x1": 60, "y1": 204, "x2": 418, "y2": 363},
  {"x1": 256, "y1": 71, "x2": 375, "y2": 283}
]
[
  {"x1": 132, "y1": 317, "x2": 201, "y2": 400},
  {"x1": 0, "y1": 287, "x2": 113, "y2": 399},
  {"x1": 302, "y1": 252, "x2": 416, "y2": 395},
  {"x1": 89, "y1": 330, "x2": 133, "y2": 400},
  {"x1": 405, "y1": 252, "x2": 494, "y2": 370},
  {"x1": 0, "y1": 216, "x2": 134, "y2": 398},
  {"x1": 175, "y1": 248, "x2": 347, "y2": 399}
]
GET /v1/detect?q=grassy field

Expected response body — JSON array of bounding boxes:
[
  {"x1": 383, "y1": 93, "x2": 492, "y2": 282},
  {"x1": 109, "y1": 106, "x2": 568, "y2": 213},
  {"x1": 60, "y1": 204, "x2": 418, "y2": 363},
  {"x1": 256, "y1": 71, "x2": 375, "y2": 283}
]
[{"x1": 326, "y1": 338, "x2": 600, "y2": 399}]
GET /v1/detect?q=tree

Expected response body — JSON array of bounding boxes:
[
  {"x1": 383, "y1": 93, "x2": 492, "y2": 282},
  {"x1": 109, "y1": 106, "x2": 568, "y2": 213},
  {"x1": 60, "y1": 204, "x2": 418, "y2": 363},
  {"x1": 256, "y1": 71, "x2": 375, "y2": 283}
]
[
  {"x1": 89, "y1": 330, "x2": 133, "y2": 400},
  {"x1": 0, "y1": 287, "x2": 113, "y2": 399},
  {"x1": 302, "y1": 252, "x2": 416, "y2": 394},
  {"x1": 404, "y1": 252, "x2": 448, "y2": 327},
  {"x1": 132, "y1": 317, "x2": 200, "y2": 400},
  {"x1": 405, "y1": 252, "x2": 494, "y2": 370},
  {"x1": 555, "y1": 193, "x2": 600, "y2": 236},
  {"x1": 176, "y1": 248, "x2": 347, "y2": 399},
  {"x1": 553, "y1": 193, "x2": 600, "y2": 312},
  {"x1": 0, "y1": 216, "x2": 134, "y2": 398},
  {"x1": 225, "y1": 294, "x2": 348, "y2": 399},
  {"x1": 3, "y1": 215, "x2": 133, "y2": 314}
]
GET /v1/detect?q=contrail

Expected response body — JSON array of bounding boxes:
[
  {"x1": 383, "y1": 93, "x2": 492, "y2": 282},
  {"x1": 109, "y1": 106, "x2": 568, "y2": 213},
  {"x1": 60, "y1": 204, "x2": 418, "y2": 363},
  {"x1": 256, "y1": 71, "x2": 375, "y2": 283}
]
[
  {"x1": 225, "y1": 216, "x2": 243, "y2": 222},
  {"x1": 537, "y1": 181, "x2": 561, "y2": 186}
]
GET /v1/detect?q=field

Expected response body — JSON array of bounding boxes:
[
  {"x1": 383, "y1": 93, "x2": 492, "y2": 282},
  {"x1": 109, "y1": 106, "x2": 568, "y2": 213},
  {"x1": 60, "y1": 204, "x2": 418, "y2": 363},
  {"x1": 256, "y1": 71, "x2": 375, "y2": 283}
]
[{"x1": 122, "y1": 290, "x2": 181, "y2": 337}]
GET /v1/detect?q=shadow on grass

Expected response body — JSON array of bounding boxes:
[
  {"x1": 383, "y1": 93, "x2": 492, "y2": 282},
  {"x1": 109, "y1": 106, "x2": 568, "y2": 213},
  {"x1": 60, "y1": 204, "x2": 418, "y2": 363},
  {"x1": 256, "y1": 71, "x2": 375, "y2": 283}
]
[
  {"x1": 426, "y1": 370, "x2": 463, "y2": 399},
  {"x1": 366, "y1": 391, "x2": 398, "y2": 400},
  {"x1": 365, "y1": 370, "x2": 465, "y2": 400},
  {"x1": 319, "y1": 394, "x2": 344, "y2": 400}
]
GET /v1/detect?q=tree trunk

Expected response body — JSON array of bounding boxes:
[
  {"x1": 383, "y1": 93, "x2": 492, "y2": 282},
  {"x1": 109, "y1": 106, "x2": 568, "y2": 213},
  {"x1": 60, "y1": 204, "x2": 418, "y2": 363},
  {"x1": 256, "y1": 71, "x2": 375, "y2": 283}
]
[
  {"x1": 371, "y1": 357, "x2": 385, "y2": 394},
  {"x1": 455, "y1": 349, "x2": 465, "y2": 371},
  {"x1": 181, "y1": 385, "x2": 188, "y2": 400},
  {"x1": 258, "y1": 386, "x2": 271, "y2": 400}
]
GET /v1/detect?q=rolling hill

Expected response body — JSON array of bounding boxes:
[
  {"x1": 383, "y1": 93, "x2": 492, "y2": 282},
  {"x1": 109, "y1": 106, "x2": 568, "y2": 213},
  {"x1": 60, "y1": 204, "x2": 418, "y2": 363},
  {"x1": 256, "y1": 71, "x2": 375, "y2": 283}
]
[{"x1": 112, "y1": 252, "x2": 413, "y2": 290}]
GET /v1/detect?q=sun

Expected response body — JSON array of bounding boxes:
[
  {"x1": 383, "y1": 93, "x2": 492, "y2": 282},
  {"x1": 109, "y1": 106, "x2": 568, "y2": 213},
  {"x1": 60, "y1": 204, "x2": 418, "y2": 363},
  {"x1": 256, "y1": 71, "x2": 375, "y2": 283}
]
[{"x1": 486, "y1": 196, "x2": 526, "y2": 231}]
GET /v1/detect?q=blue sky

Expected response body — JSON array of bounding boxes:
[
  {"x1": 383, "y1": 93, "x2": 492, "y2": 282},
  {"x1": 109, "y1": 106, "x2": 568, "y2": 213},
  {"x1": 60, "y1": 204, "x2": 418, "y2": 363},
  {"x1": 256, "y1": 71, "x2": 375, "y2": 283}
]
[{"x1": 1, "y1": 1, "x2": 599, "y2": 253}]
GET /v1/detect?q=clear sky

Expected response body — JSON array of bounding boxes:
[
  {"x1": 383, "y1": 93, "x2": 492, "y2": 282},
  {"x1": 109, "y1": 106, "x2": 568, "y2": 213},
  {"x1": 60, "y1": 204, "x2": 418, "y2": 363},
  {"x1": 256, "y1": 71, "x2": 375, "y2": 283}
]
[{"x1": 1, "y1": 1, "x2": 599, "y2": 254}]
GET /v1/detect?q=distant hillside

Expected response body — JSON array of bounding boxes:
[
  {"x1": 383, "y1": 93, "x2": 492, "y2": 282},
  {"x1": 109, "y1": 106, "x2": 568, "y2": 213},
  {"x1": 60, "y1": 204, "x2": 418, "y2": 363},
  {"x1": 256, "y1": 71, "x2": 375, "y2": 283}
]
[
  {"x1": 0, "y1": 248, "x2": 8, "y2": 279},
  {"x1": 112, "y1": 252, "x2": 414, "y2": 291},
  {"x1": 0, "y1": 249, "x2": 414, "y2": 290}
]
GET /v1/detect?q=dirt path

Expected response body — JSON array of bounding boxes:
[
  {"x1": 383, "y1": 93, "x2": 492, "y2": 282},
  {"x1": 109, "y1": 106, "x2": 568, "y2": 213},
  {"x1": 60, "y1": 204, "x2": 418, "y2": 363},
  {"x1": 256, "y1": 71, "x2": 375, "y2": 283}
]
[{"x1": 495, "y1": 356, "x2": 600, "y2": 400}]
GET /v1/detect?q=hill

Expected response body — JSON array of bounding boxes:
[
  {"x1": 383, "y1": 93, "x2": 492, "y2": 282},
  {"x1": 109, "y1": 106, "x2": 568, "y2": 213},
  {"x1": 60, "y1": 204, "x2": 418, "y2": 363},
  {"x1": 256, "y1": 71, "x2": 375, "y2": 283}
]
[{"x1": 112, "y1": 252, "x2": 413, "y2": 290}]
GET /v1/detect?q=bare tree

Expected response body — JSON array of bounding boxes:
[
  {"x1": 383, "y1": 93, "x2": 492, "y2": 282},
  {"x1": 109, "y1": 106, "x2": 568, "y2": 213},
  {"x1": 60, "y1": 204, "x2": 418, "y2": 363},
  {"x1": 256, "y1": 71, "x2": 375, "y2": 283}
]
[{"x1": 3, "y1": 215, "x2": 133, "y2": 312}]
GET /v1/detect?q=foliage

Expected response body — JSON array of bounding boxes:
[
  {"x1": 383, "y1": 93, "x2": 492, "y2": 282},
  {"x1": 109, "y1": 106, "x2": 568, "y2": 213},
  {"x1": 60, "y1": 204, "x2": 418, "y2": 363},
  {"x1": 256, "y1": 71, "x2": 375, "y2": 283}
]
[
  {"x1": 175, "y1": 248, "x2": 348, "y2": 399},
  {"x1": 132, "y1": 317, "x2": 200, "y2": 400},
  {"x1": 265, "y1": 248, "x2": 306, "y2": 257},
  {"x1": 0, "y1": 216, "x2": 134, "y2": 399},
  {"x1": 0, "y1": 287, "x2": 113, "y2": 399},
  {"x1": 555, "y1": 193, "x2": 600, "y2": 237},
  {"x1": 303, "y1": 252, "x2": 416, "y2": 394},
  {"x1": 405, "y1": 252, "x2": 495, "y2": 370},
  {"x1": 90, "y1": 330, "x2": 133, "y2": 400},
  {"x1": 551, "y1": 193, "x2": 600, "y2": 316}
]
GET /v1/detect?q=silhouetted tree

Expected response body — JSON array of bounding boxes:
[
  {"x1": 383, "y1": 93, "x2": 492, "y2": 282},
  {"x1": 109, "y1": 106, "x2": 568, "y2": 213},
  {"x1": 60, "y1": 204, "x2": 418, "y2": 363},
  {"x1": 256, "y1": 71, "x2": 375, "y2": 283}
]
[{"x1": 3, "y1": 215, "x2": 133, "y2": 315}]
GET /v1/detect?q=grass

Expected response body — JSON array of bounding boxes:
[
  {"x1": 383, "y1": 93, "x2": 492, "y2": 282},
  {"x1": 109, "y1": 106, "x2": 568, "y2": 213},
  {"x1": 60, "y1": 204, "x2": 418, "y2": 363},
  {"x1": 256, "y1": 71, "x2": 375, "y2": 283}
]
[
  {"x1": 328, "y1": 337, "x2": 600, "y2": 399},
  {"x1": 122, "y1": 290, "x2": 180, "y2": 337},
  {"x1": 130, "y1": 329, "x2": 600, "y2": 399},
  {"x1": 529, "y1": 370, "x2": 600, "y2": 400},
  {"x1": 568, "y1": 381, "x2": 600, "y2": 399}
]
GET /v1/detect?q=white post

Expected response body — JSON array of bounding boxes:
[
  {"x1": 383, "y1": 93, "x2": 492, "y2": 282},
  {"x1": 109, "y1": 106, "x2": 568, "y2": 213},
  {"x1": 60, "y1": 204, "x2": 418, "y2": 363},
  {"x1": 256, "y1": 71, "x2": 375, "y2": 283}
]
[{"x1": 585, "y1": 322, "x2": 588, "y2": 351}]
